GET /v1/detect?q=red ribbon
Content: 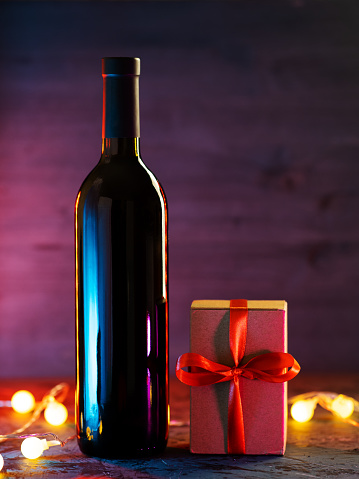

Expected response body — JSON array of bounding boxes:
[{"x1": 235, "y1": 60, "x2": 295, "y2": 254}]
[{"x1": 176, "y1": 299, "x2": 300, "y2": 454}]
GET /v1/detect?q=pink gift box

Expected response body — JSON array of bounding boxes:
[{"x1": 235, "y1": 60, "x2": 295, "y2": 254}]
[{"x1": 190, "y1": 300, "x2": 288, "y2": 455}]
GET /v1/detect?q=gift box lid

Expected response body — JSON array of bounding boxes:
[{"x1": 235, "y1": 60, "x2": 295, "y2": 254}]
[{"x1": 191, "y1": 300, "x2": 287, "y2": 311}]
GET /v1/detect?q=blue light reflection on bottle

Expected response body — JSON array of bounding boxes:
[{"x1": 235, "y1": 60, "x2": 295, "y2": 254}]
[
  {"x1": 82, "y1": 191, "x2": 114, "y2": 434},
  {"x1": 82, "y1": 192, "x2": 100, "y2": 431}
]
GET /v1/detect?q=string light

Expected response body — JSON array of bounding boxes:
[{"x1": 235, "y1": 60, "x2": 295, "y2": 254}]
[
  {"x1": 330, "y1": 394, "x2": 355, "y2": 419},
  {"x1": 289, "y1": 391, "x2": 359, "y2": 425},
  {"x1": 0, "y1": 382, "x2": 75, "y2": 470},
  {"x1": 44, "y1": 400, "x2": 68, "y2": 426},
  {"x1": 11, "y1": 390, "x2": 35, "y2": 414},
  {"x1": 21, "y1": 437, "x2": 47, "y2": 459},
  {"x1": 20, "y1": 437, "x2": 61, "y2": 460},
  {"x1": 290, "y1": 398, "x2": 317, "y2": 423}
]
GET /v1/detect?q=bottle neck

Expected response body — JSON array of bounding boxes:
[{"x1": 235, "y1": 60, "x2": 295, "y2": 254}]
[
  {"x1": 101, "y1": 137, "x2": 140, "y2": 160},
  {"x1": 102, "y1": 73, "x2": 140, "y2": 139}
]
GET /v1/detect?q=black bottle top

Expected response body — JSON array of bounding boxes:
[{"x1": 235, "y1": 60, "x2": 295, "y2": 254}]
[
  {"x1": 102, "y1": 57, "x2": 140, "y2": 139},
  {"x1": 102, "y1": 57, "x2": 140, "y2": 76}
]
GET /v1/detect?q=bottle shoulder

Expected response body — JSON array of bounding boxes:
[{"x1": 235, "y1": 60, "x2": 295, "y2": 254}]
[{"x1": 77, "y1": 157, "x2": 166, "y2": 206}]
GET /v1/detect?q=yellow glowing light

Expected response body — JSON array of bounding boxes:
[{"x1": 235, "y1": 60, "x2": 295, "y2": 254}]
[
  {"x1": 291, "y1": 399, "x2": 316, "y2": 423},
  {"x1": 21, "y1": 437, "x2": 46, "y2": 459},
  {"x1": 0, "y1": 453, "x2": 4, "y2": 471},
  {"x1": 44, "y1": 400, "x2": 68, "y2": 426},
  {"x1": 331, "y1": 395, "x2": 355, "y2": 419},
  {"x1": 11, "y1": 390, "x2": 35, "y2": 414}
]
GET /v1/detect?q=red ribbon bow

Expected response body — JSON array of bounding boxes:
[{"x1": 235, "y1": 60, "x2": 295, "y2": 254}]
[{"x1": 176, "y1": 299, "x2": 300, "y2": 454}]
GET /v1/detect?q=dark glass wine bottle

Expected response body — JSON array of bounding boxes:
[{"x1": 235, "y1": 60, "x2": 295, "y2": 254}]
[{"x1": 75, "y1": 57, "x2": 168, "y2": 458}]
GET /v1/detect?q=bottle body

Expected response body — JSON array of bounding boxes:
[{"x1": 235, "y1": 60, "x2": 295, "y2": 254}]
[{"x1": 75, "y1": 59, "x2": 168, "y2": 458}]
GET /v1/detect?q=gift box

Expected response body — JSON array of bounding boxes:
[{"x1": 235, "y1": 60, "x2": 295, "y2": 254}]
[{"x1": 176, "y1": 299, "x2": 300, "y2": 455}]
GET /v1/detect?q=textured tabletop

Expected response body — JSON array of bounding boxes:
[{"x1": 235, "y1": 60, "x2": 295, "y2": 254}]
[{"x1": 0, "y1": 374, "x2": 358, "y2": 478}]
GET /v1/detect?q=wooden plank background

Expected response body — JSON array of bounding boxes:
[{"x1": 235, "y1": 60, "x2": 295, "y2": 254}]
[{"x1": 0, "y1": 0, "x2": 358, "y2": 377}]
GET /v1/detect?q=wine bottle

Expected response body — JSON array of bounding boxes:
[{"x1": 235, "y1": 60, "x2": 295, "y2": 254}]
[{"x1": 75, "y1": 57, "x2": 168, "y2": 458}]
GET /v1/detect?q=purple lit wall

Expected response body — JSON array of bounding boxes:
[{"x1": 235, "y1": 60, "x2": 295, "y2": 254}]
[{"x1": 0, "y1": 1, "x2": 358, "y2": 377}]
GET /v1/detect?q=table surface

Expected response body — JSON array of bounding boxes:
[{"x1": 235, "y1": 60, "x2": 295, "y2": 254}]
[{"x1": 0, "y1": 374, "x2": 358, "y2": 478}]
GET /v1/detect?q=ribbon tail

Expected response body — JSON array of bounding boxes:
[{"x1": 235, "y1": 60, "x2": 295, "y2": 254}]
[{"x1": 227, "y1": 376, "x2": 245, "y2": 454}]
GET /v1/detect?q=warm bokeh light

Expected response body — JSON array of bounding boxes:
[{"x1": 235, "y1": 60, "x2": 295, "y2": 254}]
[
  {"x1": 44, "y1": 400, "x2": 68, "y2": 426},
  {"x1": 331, "y1": 395, "x2": 355, "y2": 419},
  {"x1": 11, "y1": 390, "x2": 35, "y2": 414},
  {"x1": 290, "y1": 399, "x2": 316, "y2": 423},
  {"x1": 21, "y1": 437, "x2": 45, "y2": 459},
  {"x1": 0, "y1": 453, "x2": 4, "y2": 471}
]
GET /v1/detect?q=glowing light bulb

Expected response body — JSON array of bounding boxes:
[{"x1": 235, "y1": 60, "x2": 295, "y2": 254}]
[
  {"x1": 0, "y1": 453, "x2": 4, "y2": 471},
  {"x1": 21, "y1": 437, "x2": 46, "y2": 459},
  {"x1": 331, "y1": 394, "x2": 355, "y2": 419},
  {"x1": 44, "y1": 400, "x2": 68, "y2": 426},
  {"x1": 291, "y1": 399, "x2": 317, "y2": 423},
  {"x1": 11, "y1": 390, "x2": 35, "y2": 414}
]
